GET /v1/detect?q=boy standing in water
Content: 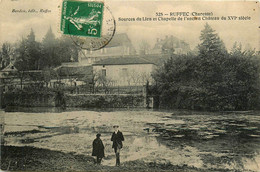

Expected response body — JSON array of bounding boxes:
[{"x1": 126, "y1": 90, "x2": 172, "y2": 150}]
[
  {"x1": 111, "y1": 125, "x2": 124, "y2": 166},
  {"x1": 92, "y1": 133, "x2": 105, "y2": 165}
]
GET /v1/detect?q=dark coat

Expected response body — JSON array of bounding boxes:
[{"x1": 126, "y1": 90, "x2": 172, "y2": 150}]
[
  {"x1": 92, "y1": 138, "x2": 105, "y2": 158},
  {"x1": 111, "y1": 131, "x2": 124, "y2": 148}
]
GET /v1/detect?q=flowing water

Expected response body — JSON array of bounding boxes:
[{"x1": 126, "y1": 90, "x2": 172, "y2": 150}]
[{"x1": 1, "y1": 108, "x2": 260, "y2": 171}]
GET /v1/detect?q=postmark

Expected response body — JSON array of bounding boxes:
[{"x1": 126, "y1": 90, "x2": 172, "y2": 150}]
[{"x1": 60, "y1": 0, "x2": 116, "y2": 51}]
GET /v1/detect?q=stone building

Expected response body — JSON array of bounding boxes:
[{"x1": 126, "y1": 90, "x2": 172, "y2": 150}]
[
  {"x1": 78, "y1": 33, "x2": 136, "y2": 65},
  {"x1": 150, "y1": 35, "x2": 191, "y2": 55},
  {"x1": 92, "y1": 56, "x2": 155, "y2": 87}
]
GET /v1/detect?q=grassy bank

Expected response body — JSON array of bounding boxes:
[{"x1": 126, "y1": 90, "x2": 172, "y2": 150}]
[{"x1": 1, "y1": 146, "x2": 209, "y2": 172}]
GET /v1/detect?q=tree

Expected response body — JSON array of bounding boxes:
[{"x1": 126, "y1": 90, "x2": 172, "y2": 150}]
[
  {"x1": 81, "y1": 69, "x2": 98, "y2": 93},
  {"x1": 15, "y1": 38, "x2": 29, "y2": 71},
  {"x1": 230, "y1": 42, "x2": 243, "y2": 56},
  {"x1": 95, "y1": 72, "x2": 114, "y2": 94},
  {"x1": 227, "y1": 42, "x2": 260, "y2": 110},
  {"x1": 152, "y1": 23, "x2": 260, "y2": 110},
  {"x1": 90, "y1": 69, "x2": 99, "y2": 93},
  {"x1": 41, "y1": 28, "x2": 79, "y2": 68},
  {"x1": 195, "y1": 24, "x2": 229, "y2": 109},
  {"x1": 57, "y1": 36, "x2": 79, "y2": 63},
  {"x1": 15, "y1": 29, "x2": 42, "y2": 71},
  {"x1": 26, "y1": 29, "x2": 41, "y2": 70},
  {"x1": 0, "y1": 42, "x2": 13, "y2": 69},
  {"x1": 130, "y1": 70, "x2": 141, "y2": 92},
  {"x1": 41, "y1": 27, "x2": 59, "y2": 68},
  {"x1": 152, "y1": 54, "x2": 199, "y2": 109},
  {"x1": 140, "y1": 72, "x2": 152, "y2": 85},
  {"x1": 196, "y1": 24, "x2": 228, "y2": 88},
  {"x1": 198, "y1": 23, "x2": 227, "y2": 56},
  {"x1": 42, "y1": 67, "x2": 53, "y2": 88},
  {"x1": 13, "y1": 29, "x2": 41, "y2": 89}
]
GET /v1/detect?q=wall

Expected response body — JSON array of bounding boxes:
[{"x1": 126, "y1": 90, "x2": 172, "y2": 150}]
[
  {"x1": 81, "y1": 46, "x2": 127, "y2": 57},
  {"x1": 79, "y1": 46, "x2": 130, "y2": 65},
  {"x1": 2, "y1": 92, "x2": 146, "y2": 108},
  {"x1": 2, "y1": 92, "x2": 56, "y2": 108},
  {"x1": 64, "y1": 94, "x2": 145, "y2": 108},
  {"x1": 93, "y1": 64, "x2": 154, "y2": 86}
]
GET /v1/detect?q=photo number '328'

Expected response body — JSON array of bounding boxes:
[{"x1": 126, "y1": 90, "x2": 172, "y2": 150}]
[{"x1": 88, "y1": 28, "x2": 98, "y2": 35}]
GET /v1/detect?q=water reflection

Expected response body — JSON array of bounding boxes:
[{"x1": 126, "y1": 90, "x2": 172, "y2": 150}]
[
  {"x1": 4, "y1": 106, "x2": 64, "y2": 113},
  {"x1": 145, "y1": 113, "x2": 260, "y2": 171},
  {"x1": 1, "y1": 109, "x2": 260, "y2": 171}
]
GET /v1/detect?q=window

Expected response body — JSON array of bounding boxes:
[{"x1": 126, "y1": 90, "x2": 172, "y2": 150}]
[
  {"x1": 102, "y1": 69, "x2": 106, "y2": 77},
  {"x1": 122, "y1": 68, "x2": 128, "y2": 78}
]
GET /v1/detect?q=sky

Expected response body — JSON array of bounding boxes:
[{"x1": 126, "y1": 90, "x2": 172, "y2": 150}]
[{"x1": 0, "y1": 0, "x2": 259, "y2": 51}]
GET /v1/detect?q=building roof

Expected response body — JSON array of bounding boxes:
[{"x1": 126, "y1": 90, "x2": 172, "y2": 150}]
[
  {"x1": 153, "y1": 35, "x2": 191, "y2": 54},
  {"x1": 93, "y1": 56, "x2": 155, "y2": 66},
  {"x1": 92, "y1": 54, "x2": 171, "y2": 66},
  {"x1": 106, "y1": 33, "x2": 132, "y2": 48},
  {"x1": 55, "y1": 65, "x2": 92, "y2": 78},
  {"x1": 1, "y1": 63, "x2": 18, "y2": 72},
  {"x1": 140, "y1": 54, "x2": 171, "y2": 66}
]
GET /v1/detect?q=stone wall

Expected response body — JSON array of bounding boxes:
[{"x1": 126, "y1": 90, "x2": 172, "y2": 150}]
[
  {"x1": 2, "y1": 92, "x2": 56, "y2": 107},
  {"x1": 2, "y1": 92, "x2": 145, "y2": 108},
  {"x1": 64, "y1": 94, "x2": 145, "y2": 108}
]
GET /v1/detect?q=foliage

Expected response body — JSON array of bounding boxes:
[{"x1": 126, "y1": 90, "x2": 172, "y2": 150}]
[
  {"x1": 14, "y1": 38, "x2": 28, "y2": 71},
  {"x1": 1, "y1": 27, "x2": 79, "y2": 72},
  {"x1": 13, "y1": 29, "x2": 41, "y2": 71},
  {"x1": 198, "y1": 23, "x2": 227, "y2": 56},
  {"x1": 95, "y1": 72, "x2": 114, "y2": 94},
  {"x1": 57, "y1": 36, "x2": 79, "y2": 63},
  {"x1": 41, "y1": 27, "x2": 59, "y2": 68},
  {"x1": 152, "y1": 23, "x2": 260, "y2": 111},
  {"x1": 0, "y1": 42, "x2": 14, "y2": 69},
  {"x1": 65, "y1": 94, "x2": 144, "y2": 108}
]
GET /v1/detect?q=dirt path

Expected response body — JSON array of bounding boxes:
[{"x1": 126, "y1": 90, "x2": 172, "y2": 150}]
[{"x1": 1, "y1": 145, "x2": 208, "y2": 171}]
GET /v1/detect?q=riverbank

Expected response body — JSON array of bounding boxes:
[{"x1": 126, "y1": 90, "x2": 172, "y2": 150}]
[{"x1": 1, "y1": 145, "x2": 207, "y2": 171}]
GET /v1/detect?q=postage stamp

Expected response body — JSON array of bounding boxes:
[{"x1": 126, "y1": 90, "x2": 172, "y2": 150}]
[
  {"x1": 68, "y1": 5, "x2": 116, "y2": 50},
  {"x1": 61, "y1": 0, "x2": 104, "y2": 38}
]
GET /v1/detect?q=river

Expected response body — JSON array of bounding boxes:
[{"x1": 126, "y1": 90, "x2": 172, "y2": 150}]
[{"x1": 1, "y1": 108, "x2": 260, "y2": 171}]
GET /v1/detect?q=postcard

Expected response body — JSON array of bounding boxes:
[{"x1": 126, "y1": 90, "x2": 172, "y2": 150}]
[{"x1": 0, "y1": 0, "x2": 259, "y2": 171}]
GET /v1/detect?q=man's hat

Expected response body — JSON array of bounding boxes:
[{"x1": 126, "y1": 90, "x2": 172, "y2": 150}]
[
  {"x1": 96, "y1": 133, "x2": 101, "y2": 137},
  {"x1": 113, "y1": 125, "x2": 119, "y2": 128}
]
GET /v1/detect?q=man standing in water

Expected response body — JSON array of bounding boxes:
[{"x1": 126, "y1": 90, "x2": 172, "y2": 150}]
[
  {"x1": 92, "y1": 133, "x2": 105, "y2": 165},
  {"x1": 111, "y1": 125, "x2": 124, "y2": 166}
]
